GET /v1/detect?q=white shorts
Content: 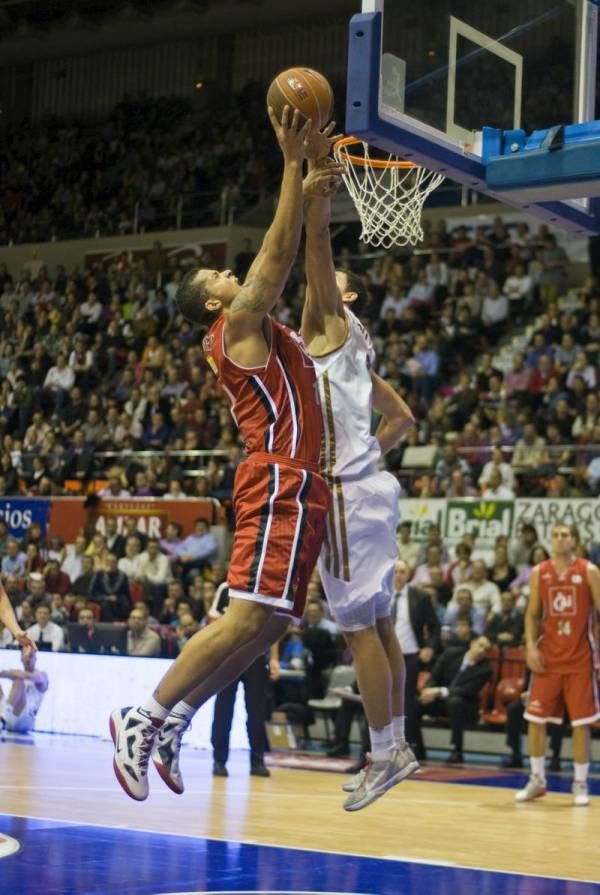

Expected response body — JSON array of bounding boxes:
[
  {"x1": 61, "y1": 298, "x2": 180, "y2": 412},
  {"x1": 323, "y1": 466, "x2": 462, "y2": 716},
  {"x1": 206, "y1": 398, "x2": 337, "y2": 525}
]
[
  {"x1": 0, "y1": 704, "x2": 34, "y2": 733},
  {"x1": 318, "y1": 469, "x2": 400, "y2": 631}
]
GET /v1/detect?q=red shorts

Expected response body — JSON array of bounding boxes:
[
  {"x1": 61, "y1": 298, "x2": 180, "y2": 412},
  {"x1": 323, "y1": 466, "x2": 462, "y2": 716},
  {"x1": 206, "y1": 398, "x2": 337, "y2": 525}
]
[
  {"x1": 524, "y1": 664, "x2": 600, "y2": 727},
  {"x1": 227, "y1": 453, "x2": 330, "y2": 620}
]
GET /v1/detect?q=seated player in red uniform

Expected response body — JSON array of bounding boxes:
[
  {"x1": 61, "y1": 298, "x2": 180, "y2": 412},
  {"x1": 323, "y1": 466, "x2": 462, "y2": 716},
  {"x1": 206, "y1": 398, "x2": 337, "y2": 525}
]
[
  {"x1": 110, "y1": 107, "x2": 340, "y2": 801},
  {"x1": 516, "y1": 522, "x2": 600, "y2": 806}
]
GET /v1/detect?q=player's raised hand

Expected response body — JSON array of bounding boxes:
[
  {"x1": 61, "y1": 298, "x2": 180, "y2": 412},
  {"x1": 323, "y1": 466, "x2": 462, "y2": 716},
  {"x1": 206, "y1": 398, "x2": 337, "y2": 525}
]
[
  {"x1": 304, "y1": 120, "x2": 343, "y2": 160},
  {"x1": 268, "y1": 105, "x2": 313, "y2": 163},
  {"x1": 303, "y1": 158, "x2": 344, "y2": 198},
  {"x1": 526, "y1": 643, "x2": 545, "y2": 674},
  {"x1": 16, "y1": 630, "x2": 37, "y2": 655}
]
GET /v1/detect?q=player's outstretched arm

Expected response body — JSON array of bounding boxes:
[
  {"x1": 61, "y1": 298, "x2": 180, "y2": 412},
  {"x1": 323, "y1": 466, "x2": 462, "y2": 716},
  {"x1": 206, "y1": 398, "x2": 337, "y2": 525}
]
[
  {"x1": 524, "y1": 566, "x2": 545, "y2": 673},
  {"x1": 0, "y1": 585, "x2": 37, "y2": 655},
  {"x1": 244, "y1": 122, "x2": 340, "y2": 288},
  {"x1": 370, "y1": 371, "x2": 415, "y2": 454},
  {"x1": 301, "y1": 151, "x2": 346, "y2": 348},
  {"x1": 227, "y1": 107, "x2": 310, "y2": 340}
]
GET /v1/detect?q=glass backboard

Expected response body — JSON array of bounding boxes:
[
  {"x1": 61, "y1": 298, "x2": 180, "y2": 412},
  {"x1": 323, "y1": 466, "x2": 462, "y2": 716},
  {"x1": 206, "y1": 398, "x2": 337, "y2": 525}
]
[
  {"x1": 345, "y1": 0, "x2": 600, "y2": 233},
  {"x1": 375, "y1": 0, "x2": 591, "y2": 154}
]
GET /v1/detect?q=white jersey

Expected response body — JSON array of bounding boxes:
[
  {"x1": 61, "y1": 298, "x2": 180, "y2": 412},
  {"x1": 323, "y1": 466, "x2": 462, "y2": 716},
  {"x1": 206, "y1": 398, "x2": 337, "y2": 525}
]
[
  {"x1": 311, "y1": 308, "x2": 381, "y2": 479},
  {"x1": 0, "y1": 678, "x2": 45, "y2": 732}
]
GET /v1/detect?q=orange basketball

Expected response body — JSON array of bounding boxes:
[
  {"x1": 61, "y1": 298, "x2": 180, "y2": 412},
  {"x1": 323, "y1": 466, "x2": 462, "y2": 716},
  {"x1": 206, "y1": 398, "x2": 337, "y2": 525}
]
[{"x1": 267, "y1": 67, "x2": 334, "y2": 131}]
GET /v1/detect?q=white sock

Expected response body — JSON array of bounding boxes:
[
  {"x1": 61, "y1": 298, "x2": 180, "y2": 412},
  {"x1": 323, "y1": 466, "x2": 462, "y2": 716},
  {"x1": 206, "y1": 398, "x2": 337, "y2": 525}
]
[
  {"x1": 574, "y1": 762, "x2": 589, "y2": 784},
  {"x1": 170, "y1": 700, "x2": 195, "y2": 724},
  {"x1": 139, "y1": 695, "x2": 169, "y2": 722},
  {"x1": 369, "y1": 723, "x2": 395, "y2": 761},
  {"x1": 530, "y1": 755, "x2": 546, "y2": 782},
  {"x1": 392, "y1": 715, "x2": 406, "y2": 747}
]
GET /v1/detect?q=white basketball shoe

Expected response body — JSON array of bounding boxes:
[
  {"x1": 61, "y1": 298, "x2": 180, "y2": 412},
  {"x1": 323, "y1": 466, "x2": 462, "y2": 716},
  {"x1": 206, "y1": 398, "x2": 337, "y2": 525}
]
[
  {"x1": 514, "y1": 774, "x2": 547, "y2": 803},
  {"x1": 110, "y1": 706, "x2": 162, "y2": 801},
  {"x1": 343, "y1": 745, "x2": 420, "y2": 811},
  {"x1": 152, "y1": 716, "x2": 190, "y2": 795}
]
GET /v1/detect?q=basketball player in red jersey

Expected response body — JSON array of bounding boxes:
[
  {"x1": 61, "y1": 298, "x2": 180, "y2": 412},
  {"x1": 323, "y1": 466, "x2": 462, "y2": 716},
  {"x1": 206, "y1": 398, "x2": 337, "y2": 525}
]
[
  {"x1": 110, "y1": 107, "x2": 340, "y2": 801},
  {"x1": 516, "y1": 522, "x2": 600, "y2": 806}
]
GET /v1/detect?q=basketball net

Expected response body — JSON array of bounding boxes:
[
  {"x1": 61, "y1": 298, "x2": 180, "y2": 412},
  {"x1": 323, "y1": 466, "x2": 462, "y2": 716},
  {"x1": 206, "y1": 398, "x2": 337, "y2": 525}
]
[{"x1": 333, "y1": 136, "x2": 445, "y2": 249}]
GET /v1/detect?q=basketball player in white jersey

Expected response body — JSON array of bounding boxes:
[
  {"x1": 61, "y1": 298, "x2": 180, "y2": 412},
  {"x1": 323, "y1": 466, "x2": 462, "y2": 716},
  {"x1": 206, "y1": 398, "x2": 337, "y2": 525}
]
[
  {"x1": 300, "y1": 159, "x2": 417, "y2": 810},
  {"x1": 0, "y1": 648, "x2": 48, "y2": 733}
]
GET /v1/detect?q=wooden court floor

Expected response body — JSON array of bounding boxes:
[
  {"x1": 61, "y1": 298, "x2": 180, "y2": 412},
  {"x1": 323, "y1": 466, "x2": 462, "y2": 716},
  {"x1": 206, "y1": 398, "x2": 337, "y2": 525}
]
[{"x1": 1, "y1": 734, "x2": 599, "y2": 886}]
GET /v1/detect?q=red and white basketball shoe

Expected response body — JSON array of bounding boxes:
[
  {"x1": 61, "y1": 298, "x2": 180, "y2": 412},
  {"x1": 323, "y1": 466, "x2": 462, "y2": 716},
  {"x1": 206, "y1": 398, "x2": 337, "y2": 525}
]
[{"x1": 109, "y1": 706, "x2": 162, "y2": 801}]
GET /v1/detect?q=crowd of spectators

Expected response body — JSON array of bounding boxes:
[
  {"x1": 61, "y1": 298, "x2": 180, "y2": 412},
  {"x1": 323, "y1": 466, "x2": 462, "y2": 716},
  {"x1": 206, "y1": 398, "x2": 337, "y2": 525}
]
[
  {"x1": 0, "y1": 87, "x2": 276, "y2": 246},
  {"x1": 0, "y1": 517, "x2": 220, "y2": 658},
  {"x1": 1, "y1": 211, "x2": 599, "y2": 503},
  {"x1": 346, "y1": 219, "x2": 600, "y2": 499}
]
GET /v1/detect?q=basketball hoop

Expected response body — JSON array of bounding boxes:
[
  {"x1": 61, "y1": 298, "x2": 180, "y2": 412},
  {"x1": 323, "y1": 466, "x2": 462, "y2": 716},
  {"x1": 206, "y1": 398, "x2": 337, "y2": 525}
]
[{"x1": 333, "y1": 136, "x2": 445, "y2": 249}]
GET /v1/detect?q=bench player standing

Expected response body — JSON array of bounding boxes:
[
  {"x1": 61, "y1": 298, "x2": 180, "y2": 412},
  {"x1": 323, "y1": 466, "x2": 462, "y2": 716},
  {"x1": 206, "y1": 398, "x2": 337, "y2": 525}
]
[
  {"x1": 110, "y1": 108, "x2": 337, "y2": 801},
  {"x1": 516, "y1": 521, "x2": 600, "y2": 806},
  {"x1": 300, "y1": 160, "x2": 417, "y2": 811}
]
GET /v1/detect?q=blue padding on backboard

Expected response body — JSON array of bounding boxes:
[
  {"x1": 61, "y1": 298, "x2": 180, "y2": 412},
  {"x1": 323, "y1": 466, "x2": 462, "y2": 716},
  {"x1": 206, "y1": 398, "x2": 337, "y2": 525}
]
[
  {"x1": 483, "y1": 121, "x2": 600, "y2": 158},
  {"x1": 486, "y1": 142, "x2": 600, "y2": 200},
  {"x1": 484, "y1": 124, "x2": 600, "y2": 201}
]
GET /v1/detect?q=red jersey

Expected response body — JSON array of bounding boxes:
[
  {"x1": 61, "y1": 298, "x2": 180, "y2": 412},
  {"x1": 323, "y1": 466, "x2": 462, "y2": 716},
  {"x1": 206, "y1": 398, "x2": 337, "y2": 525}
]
[
  {"x1": 202, "y1": 314, "x2": 322, "y2": 466},
  {"x1": 537, "y1": 557, "x2": 597, "y2": 673}
]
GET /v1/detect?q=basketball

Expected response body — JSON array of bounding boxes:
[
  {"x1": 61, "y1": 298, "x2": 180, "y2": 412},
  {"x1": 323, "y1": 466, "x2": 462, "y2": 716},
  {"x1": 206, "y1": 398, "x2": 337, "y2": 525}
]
[{"x1": 267, "y1": 67, "x2": 334, "y2": 131}]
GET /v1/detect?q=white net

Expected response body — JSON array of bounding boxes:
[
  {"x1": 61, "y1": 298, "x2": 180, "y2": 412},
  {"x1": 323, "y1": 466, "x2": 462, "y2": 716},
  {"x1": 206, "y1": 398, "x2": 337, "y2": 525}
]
[{"x1": 334, "y1": 139, "x2": 445, "y2": 249}]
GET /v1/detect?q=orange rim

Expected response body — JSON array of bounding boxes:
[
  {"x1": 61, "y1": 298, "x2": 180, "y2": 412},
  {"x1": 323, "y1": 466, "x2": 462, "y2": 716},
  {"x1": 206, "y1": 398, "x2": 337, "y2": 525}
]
[{"x1": 333, "y1": 135, "x2": 418, "y2": 169}]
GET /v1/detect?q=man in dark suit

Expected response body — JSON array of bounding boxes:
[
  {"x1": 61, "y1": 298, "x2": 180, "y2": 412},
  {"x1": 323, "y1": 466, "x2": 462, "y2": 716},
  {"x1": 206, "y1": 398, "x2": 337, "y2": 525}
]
[
  {"x1": 90, "y1": 553, "x2": 131, "y2": 622},
  {"x1": 484, "y1": 591, "x2": 524, "y2": 647},
  {"x1": 104, "y1": 516, "x2": 126, "y2": 559},
  {"x1": 415, "y1": 634, "x2": 492, "y2": 763},
  {"x1": 391, "y1": 560, "x2": 441, "y2": 752},
  {"x1": 301, "y1": 599, "x2": 336, "y2": 699},
  {"x1": 64, "y1": 429, "x2": 95, "y2": 481},
  {"x1": 208, "y1": 584, "x2": 272, "y2": 778}
]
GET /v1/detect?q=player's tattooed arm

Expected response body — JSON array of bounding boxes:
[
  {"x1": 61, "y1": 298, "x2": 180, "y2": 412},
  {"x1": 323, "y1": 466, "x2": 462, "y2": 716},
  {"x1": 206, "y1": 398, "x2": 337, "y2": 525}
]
[
  {"x1": 229, "y1": 275, "x2": 281, "y2": 317},
  {"x1": 226, "y1": 111, "x2": 307, "y2": 339}
]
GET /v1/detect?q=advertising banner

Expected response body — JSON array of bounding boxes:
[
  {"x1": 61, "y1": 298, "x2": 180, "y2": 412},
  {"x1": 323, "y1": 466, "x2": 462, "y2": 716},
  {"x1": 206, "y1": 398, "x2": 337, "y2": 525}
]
[
  {"x1": 444, "y1": 500, "x2": 515, "y2": 550},
  {"x1": 399, "y1": 499, "x2": 445, "y2": 541},
  {"x1": 0, "y1": 498, "x2": 51, "y2": 538},
  {"x1": 48, "y1": 497, "x2": 219, "y2": 544},
  {"x1": 399, "y1": 498, "x2": 595, "y2": 551},
  {"x1": 514, "y1": 498, "x2": 600, "y2": 547}
]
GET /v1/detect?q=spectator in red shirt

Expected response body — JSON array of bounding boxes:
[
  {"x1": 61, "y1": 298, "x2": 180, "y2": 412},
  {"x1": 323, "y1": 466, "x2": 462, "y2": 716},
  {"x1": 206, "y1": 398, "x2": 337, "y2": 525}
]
[
  {"x1": 44, "y1": 558, "x2": 71, "y2": 598},
  {"x1": 528, "y1": 354, "x2": 556, "y2": 394},
  {"x1": 503, "y1": 352, "x2": 530, "y2": 397}
]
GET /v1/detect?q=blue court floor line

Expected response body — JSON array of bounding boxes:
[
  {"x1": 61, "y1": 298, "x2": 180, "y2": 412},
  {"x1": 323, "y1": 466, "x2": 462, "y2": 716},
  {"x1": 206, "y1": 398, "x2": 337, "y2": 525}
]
[{"x1": 1, "y1": 811, "x2": 598, "y2": 892}]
